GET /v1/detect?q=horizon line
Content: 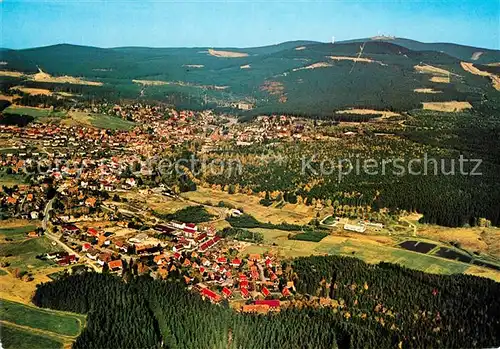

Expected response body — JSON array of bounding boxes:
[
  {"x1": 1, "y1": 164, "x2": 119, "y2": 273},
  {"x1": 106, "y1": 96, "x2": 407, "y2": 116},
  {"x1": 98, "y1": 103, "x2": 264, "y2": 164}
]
[{"x1": 2, "y1": 37, "x2": 499, "y2": 51}]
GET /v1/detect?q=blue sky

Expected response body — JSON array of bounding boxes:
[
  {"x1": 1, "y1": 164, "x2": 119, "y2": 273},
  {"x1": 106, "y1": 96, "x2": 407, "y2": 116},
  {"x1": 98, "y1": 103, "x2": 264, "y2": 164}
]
[{"x1": 2, "y1": 0, "x2": 499, "y2": 49}]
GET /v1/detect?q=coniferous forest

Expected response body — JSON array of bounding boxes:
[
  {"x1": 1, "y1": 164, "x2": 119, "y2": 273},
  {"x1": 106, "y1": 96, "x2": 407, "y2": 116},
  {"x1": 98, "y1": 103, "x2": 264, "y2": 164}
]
[{"x1": 33, "y1": 255, "x2": 500, "y2": 349}]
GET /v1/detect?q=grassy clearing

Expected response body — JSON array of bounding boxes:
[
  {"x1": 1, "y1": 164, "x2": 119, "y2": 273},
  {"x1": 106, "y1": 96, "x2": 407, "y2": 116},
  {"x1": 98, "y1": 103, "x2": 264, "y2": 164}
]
[
  {"x1": 414, "y1": 64, "x2": 452, "y2": 76},
  {"x1": 244, "y1": 227, "x2": 480, "y2": 277},
  {"x1": 415, "y1": 224, "x2": 500, "y2": 259},
  {"x1": 289, "y1": 230, "x2": 328, "y2": 242},
  {"x1": 3, "y1": 105, "x2": 66, "y2": 118},
  {"x1": 11, "y1": 87, "x2": 53, "y2": 95},
  {"x1": 315, "y1": 239, "x2": 470, "y2": 275},
  {"x1": 0, "y1": 225, "x2": 37, "y2": 242},
  {"x1": 137, "y1": 193, "x2": 193, "y2": 214},
  {"x1": 182, "y1": 187, "x2": 316, "y2": 225},
  {"x1": 430, "y1": 76, "x2": 450, "y2": 83},
  {"x1": 132, "y1": 79, "x2": 169, "y2": 86},
  {"x1": 0, "y1": 299, "x2": 84, "y2": 337},
  {"x1": 460, "y1": 61, "x2": 500, "y2": 91},
  {"x1": 0, "y1": 266, "x2": 68, "y2": 304},
  {"x1": 0, "y1": 236, "x2": 60, "y2": 270},
  {"x1": 67, "y1": 111, "x2": 135, "y2": 130},
  {"x1": 0, "y1": 71, "x2": 25, "y2": 77},
  {"x1": 422, "y1": 101, "x2": 472, "y2": 112},
  {"x1": 336, "y1": 108, "x2": 400, "y2": 118},
  {"x1": 90, "y1": 113, "x2": 136, "y2": 130},
  {"x1": 249, "y1": 228, "x2": 289, "y2": 243},
  {"x1": 413, "y1": 88, "x2": 442, "y2": 94},
  {"x1": 0, "y1": 323, "x2": 64, "y2": 349},
  {"x1": 465, "y1": 266, "x2": 500, "y2": 282},
  {"x1": 31, "y1": 69, "x2": 102, "y2": 86},
  {"x1": 0, "y1": 172, "x2": 27, "y2": 187},
  {"x1": 208, "y1": 48, "x2": 248, "y2": 58}
]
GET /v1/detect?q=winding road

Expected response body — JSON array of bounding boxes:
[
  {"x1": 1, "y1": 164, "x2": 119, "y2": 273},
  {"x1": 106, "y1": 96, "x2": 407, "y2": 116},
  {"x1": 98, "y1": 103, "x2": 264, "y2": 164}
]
[{"x1": 41, "y1": 197, "x2": 100, "y2": 272}]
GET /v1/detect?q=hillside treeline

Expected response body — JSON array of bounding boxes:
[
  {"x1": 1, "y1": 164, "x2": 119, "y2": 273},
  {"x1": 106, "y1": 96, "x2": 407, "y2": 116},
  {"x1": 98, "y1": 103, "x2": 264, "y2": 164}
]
[{"x1": 289, "y1": 255, "x2": 500, "y2": 348}]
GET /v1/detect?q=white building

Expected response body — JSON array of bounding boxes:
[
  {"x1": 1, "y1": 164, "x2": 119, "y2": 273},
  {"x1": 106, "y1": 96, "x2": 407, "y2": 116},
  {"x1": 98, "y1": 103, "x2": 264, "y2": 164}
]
[{"x1": 343, "y1": 224, "x2": 366, "y2": 233}]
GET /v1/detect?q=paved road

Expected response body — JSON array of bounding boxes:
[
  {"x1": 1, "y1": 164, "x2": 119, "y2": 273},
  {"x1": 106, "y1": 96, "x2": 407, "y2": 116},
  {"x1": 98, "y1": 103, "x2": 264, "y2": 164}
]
[
  {"x1": 42, "y1": 197, "x2": 54, "y2": 230},
  {"x1": 256, "y1": 262, "x2": 266, "y2": 283},
  {"x1": 401, "y1": 217, "x2": 417, "y2": 237},
  {"x1": 42, "y1": 197, "x2": 100, "y2": 272}
]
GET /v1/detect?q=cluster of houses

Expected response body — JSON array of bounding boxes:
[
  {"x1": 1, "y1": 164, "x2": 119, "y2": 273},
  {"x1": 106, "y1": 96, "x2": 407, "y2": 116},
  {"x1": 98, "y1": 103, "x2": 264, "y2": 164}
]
[
  {"x1": 44, "y1": 251, "x2": 78, "y2": 266},
  {"x1": 0, "y1": 103, "x2": 335, "y2": 313},
  {"x1": 0, "y1": 183, "x2": 47, "y2": 220},
  {"x1": 56, "y1": 217, "x2": 294, "y2": 312},
  {"x1": 188, "y1": 251, "x2": 293, "y2": 312}
]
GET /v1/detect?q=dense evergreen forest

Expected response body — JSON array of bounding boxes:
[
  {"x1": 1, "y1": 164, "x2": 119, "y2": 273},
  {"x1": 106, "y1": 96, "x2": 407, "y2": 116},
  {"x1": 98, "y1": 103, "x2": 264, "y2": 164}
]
[
  {"x1": 33, "y1": 255, "x2": 500, "y2": 348},
  {"x1": 202, "y1": 108, "x2": 500, "y2": 227}
]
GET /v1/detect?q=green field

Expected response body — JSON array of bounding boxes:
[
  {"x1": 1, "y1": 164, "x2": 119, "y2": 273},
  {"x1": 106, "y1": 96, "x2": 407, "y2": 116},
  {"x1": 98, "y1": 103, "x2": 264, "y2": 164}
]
[
  {"x1": 3, "y1": 106, "x2": 66, "y2": 118},
  {"x1": 248, "y1": 226, "x2": 471, "y2": 275},
  {"x1": 0, "y1": 173, "x2": 27, "y2": 186},
  {"x1": 321, "y1": 216, "x2": 337, "y2": 226},
  {"x1": 0, "y1": 166, "x2": 28, "y2": 187},
  {"x1": 0, "y1": 225, "x2": 38, "y2": 242},
  {"x1": 0, "y1": 299, "x2": 84, "y2": 337},
  {"x1": 0, "y1": 324, "x2": 64, "y2": 349},
  {"x1": 315, "y1": 239, "x2": 469, "y2": 275},
  {"x1": 2, "y1": 105, "x2": 134, "y2": 130},
  {"x1": 0, "y1": 236, "x2": 60, "y2": 270},
  {"x1": 89, "y1": 113, "x2": 136, "y2": 130},
  {"x1": 289, "y1": 230, "x2": 328, "y2": 242},
  {"x1": 0, "y1": 148, "x2": 19, "y2": 155}
]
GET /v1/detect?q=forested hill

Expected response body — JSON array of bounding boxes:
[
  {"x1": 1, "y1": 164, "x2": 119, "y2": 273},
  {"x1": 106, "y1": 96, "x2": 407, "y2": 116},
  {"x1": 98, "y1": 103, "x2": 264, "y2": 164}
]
[
  {"x1": 340, "y1": 37, "x2": 500, "y2": 64},
  {"x1": 1, "y1": 38, "x2": 499, "y2": 116},
  {"x1": 33, "y1": 255, "x2": 500, "y2": 349}
]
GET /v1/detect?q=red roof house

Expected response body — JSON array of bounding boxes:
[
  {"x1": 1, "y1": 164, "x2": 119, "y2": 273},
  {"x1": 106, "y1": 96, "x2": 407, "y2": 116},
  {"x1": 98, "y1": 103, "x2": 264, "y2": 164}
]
[
  {"x1": 202, "y1": 288, "x2": 221, "y2": 303},
  {"x1": 240, "y1": 287, "x2": 250, "y2": 298},
  {"x1": 108, "y1": 259, "x2": 123, "y2": 272},
  {"x1": 87, "y1": 228, "x2": 100, "y2": 237},
  {"x1": 255, "y1": 299, "x2": 280, "y2": 308},
  {"x1": 281, "y1": 287, "x2": 291, "y2": 297},
  {"x1": 222, "y1": 287, "x2": 232, "y2": 298},
  {"x1": 186, "y1": 223, "x2": 197, "y2": 229},
  {"x1": 261, "y1": 286, "x2": 271, "y2": 298}
]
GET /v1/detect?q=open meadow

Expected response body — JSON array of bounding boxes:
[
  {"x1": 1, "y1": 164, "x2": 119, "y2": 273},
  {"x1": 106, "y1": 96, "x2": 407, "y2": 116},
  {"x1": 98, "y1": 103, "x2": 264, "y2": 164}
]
[
  {"x1": 1, "y1": 324, "x2": 64, "y2": 349},
  {"x1": 3, "y1": 105, "x2": 67, "y2": 119},
  {"x1": 0, "y1": 299, "x2": 84, "y2": 336},
  {"x1": 0, "y1": 222, "x2": 73, "y2": 302},
  {"x1": 0, "y1": 298, "x2": 85, "y2": 349},
  {"x1": 238, "y1": 221, "x2": 500, "y2": 281},
  {"x1": 182, "y1": 187, "x2": 320, "y2": 225},
  {"x1": 65, "y1": 111, "x2": 136, "y2": 130}
]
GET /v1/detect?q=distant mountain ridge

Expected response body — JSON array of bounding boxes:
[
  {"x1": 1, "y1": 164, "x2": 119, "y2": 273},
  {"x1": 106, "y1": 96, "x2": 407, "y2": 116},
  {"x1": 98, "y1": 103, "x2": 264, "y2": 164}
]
[
  {"x1": 340, "y1": 37, "x2": 500, "y2": 64},
  {"x1": 2, "y1": 37, "x2": 498, "y2": 62},
  {"x1": 1, "y1": 37, "x2": 499, "y2": 116}
]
